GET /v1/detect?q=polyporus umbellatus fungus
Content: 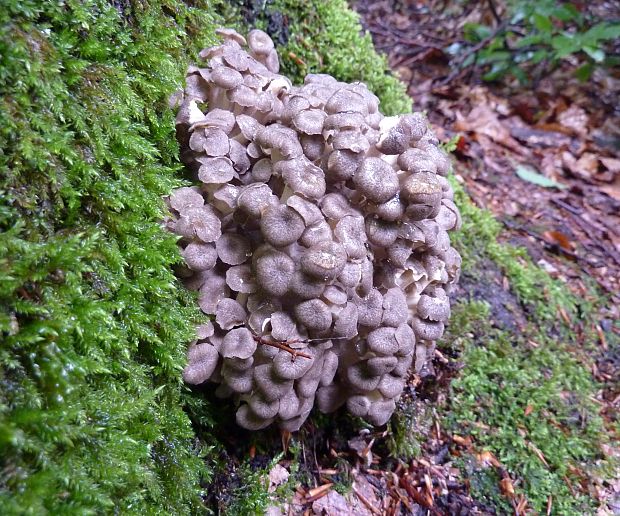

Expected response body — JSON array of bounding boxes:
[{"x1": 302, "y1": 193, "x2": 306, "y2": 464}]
[{"x1": 167, "y1": 28, "x2": 462, "y2": 431}]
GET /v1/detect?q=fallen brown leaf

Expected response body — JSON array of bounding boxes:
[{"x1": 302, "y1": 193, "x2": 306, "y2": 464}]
[
  {"x1": 499, "y1": 477, "x2": 515, "y2": 499},
  {"x1": 476, "y1": 450, "x2": 502, "y2": 468},
  {"x1": 306, "y1": 482, "x2": 333, "y2": 502},
  {"x1": 557, "y1": 104, "x2": 589, "y2": 137}
]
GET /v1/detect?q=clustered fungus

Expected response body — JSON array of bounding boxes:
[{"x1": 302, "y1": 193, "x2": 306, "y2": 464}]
[{"x1": 167, "y1": 28, "x2": 462, "y2": 431}]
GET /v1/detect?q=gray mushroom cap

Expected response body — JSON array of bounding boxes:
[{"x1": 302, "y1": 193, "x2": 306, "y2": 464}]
[
  {"x1": 278, "y1": 390, "x2": 301, "y2": 420},
  {"x1": 346, "y1": 362, "x2": 381, "y2": 392},
  {"x1": 367, "y1": 326, "x2": 399, "y2": 355},
  {"x1": 333, "y1": 302, "x2": 359, "y2": 338},
  {"x1": 300, "y1": 240, "x2": 347, "y2": 280},
  {"x1": 210, "y1": 65, "x2": 244, "y2": 90},
  {"x1": 338, "y1": 261, "x2": 362, "y2": 289},
  {"x1": 378, "y1": 375, "x2": 405, "y2": 399},
  {"x1": 247, "y1": 29, "x2": 275, "y2": 56},
  {"x1": 391, "y1": 346, "x2": 412, "y2": 378},
  {"x1": 287, "y1": 195, "x2": 323, "y2": 226},
  {"x1": 417, "y1": 289, "x2": 451, "y2": 322},
  {"x1": 299, "y1": 219, "x2": 333, "y2": 248},
  {"x1": 197, "y1": 156, "x2": 236, "y2": 184},
  {"x1": 256, "y1": 124, "x2": 303, "y2": 159},
  {"x1": 320, "y1": 351, "x2": 339, "y2": 386},
  {"x1": 183, "y1": 343, "x2": 219, "y2": 384},
  {"x1": 225, "y1": 264, "x2": 258, "y2": 293},
  {"x1": 197, "y1": 270, "x2": 228, "y2": 314},
  {"x1": 366, "y1": 356, "x2": 398, "y2": 376},
  {"x1": 294, "y1": 299, "x2": 332, "y2": 332},
  {"x1": 395, "y1": 323, "x2": 416, "y2": 356},
  {"x1": 316, "y1": 384, "x2": 346, "y2": 413},
  {"x1": 220, "y1": 327, "x2": 257, "y2": 359},
  {"x1": 255, "y1": 249, "x2": 295, "y2": 297},
  {"x1": 196, "y1": 321, "x2": 215, "y2": 340},
  {"x1": 216, "y1": 233, "x2": 251, "y2": 265},
  {"x1": 202, "y1": 108, "x2": 236, "y2": 133},
  {"x1": 382, "y1": 288, "x2": 409, "y2": 327},
  {"x1": 376, "y1": 126, "x2": 409, "y2": 155},
  {"x1": 354, "y1": 289, "x2": 384, "y2": 328},
  {"x1": 401, "y1": 172, "x2": 442, "y2": 210},
  {"x1": 347, "y1": 395, "x2": 371, "y2": 417},
  {"x1": 215, "y1": 27, "x2": 247, "y2": 46},
  {"x1": 411, "y1": 316, "x2": 445, "y2": 342},
  {"x1": 237, "y1": 183, "x2": 277, "y2": 218},
  {"x1": 367, "y1": 399, "x2": 396, "y2": 426},
  {"x1": 176, "y1": 206, "x2": 222, "y2": 243},
  {"x1": 293, "y1": 109, "x2": 326, "y2": 135},
  {"x1": 288, "y1": 270, "x2": 326, "y2": 300},
  {"x1": 236, "y1": 113, "x2": 261, "y2": 140},
  {"x1": 260, "y1": 204, "x2": 306, "y2": 247},
  {"x1": 331, "y1": 130, "x2": 370, "y2": 153},
  {"x1": 365, "y1": 216, "x2": 399, "y2": 247},
  {"x1": 222, "y1": 365, "x2": 253, "y2": 393},
  {"x1": 276, "y1": 158, "x2": 326, "y2": 200},
  {"x1": 399, "y1": 112, "x2": 427, "y2": 141},
  {"x1": 326, "y1": 149, "x2": 362, "y2": 182},
  {"x1": 300, "y1": 134, "x2": 325, "y2": 162},
  {"x1": 273, "y1": 347, "x2": 315, "y2": 380},
  {"x1": 251, "y1": 158, "x2": 272, "y2": 182},
  {"x1": 254, "y1": 363, "x2": 294, "y2": 402},
  {"x1": 182, "y1": 241, "x2": 217, "y2": 271},
  {"x1": 270, "y1": 311, "x2": 298, "y2": 342},
  {"x1": 236, "y1": 404, "x2": 274, "y2": 430},
  {"x1": 371, "y1": 194, "x2": 405, "y2": 222},
  {"x1": 325, "y1": 88, "x2": 368, "y2": 115},
  {"x1": 353, "y1": 157, "x2": 399, "y2": 204},
  {"x1": 397, "y1": 148, "x2": 437, "y2": 174},
  {"x1": 387, "y1": 239, "x2": 413, "y2": 268},
  {"x1": 320, "y1": 193, "x2": 356, "y2": 220},
  {"x1": 248, "y1": 394, "x2": 280, "y2": 419},
  {"x1": 223, "y1": 355, "x2": 254, "y2": 371},
  {"x1": 215, "y1": 298, "x2": 247, "y2": 330},
  {"x1": 169, "y1": 186, "x2": 204, "y2": 214}
]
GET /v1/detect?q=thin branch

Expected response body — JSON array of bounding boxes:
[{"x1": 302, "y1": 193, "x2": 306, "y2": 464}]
[
  {"x1": 488, "y1": 0, "x2": 502, "y2": 26},
  {"x1": 252, "y1": 334, "x2": 312, "y2": 360}
]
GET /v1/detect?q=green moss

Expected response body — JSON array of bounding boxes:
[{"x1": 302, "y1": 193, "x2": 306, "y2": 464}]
[
  {"x1": 0, "y1": 1, "x2": 221, "y2": 512},
  {"x1": 444, "y1": 299, "x2": 608, "y2": 513},
  {"x1": 442, "y1": 185, "x2": 613, "y2": 512},
  {"x1": 386, "y1": 398, "x2": 431, "y2": 461}
]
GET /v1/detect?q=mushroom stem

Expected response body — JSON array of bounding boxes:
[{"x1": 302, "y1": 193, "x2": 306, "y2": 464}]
[{"x1": 252, "y1": 333, "x2": 312, "y2": 360}]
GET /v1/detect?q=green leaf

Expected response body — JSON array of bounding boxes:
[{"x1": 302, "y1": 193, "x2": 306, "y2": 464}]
[
  {"x1": 464, "y1": 22, "x2": 492, "y2": 42},
  {"x1": 584, "y1": 23, "x2": 620, "y2": 43},
  {"x1": 575, "y1": 62, "x2": 594, "y2": 81},
  {"x1": 551, "y1": 34, "x2": 578, "y2": 58},
  {"x1": 583, "y1": 46, "x2": 605, "y2": 63},
  {"x1": 515, "y1": 165, "x2": 567, "y2": 189},
  {"x1": 533, "y1": 13, "x2": 553, "y2": 33},
  {"x1": 551, "y1": 4, "x2": 582, "y2": 24}
]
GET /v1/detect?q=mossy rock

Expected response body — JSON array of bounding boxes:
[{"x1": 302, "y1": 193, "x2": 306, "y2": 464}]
[{"x1": 1, "y1": 0, "x2": 614, "y2": 514}]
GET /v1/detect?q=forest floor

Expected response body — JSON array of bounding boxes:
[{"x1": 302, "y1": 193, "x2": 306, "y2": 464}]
[{"x1": 355, "y1": 0, "x2": 620, "y2": 310}]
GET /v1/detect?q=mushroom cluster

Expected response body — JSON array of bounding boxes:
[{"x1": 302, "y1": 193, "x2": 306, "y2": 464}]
[{"x1": 167, "y1": 28, "x2": 461, "y2": 431}]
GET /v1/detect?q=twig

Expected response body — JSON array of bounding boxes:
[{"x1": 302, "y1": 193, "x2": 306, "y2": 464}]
[
  {"x1": 352, "y1": 485, "x2": 382, "y2": 515},
  {"x1": 252, "y1": 334, "x2": 312, "y2": 360},
  {"x1": 487, "y1": 0, "x2": 502, "y2": 26}
]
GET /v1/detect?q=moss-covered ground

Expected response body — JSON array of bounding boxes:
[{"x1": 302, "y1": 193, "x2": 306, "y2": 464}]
[{"x1": 1, "y1": 0, "x2": 616, "y2": 513}]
